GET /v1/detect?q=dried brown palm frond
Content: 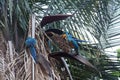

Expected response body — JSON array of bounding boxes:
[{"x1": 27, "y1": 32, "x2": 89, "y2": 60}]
[
  {"x1": 0, "y1": 30, "x2": 7, "y2": 80},
  {"x1": 0, "y1": 15, "x2": 65, "y2": 80},
  {"x1": 46, "y1": 32, "x2": 72, "y2": 53}
]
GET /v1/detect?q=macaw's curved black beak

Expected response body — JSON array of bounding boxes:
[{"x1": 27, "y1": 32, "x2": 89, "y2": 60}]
[{"x1": 49, "y1": 52, "x2": 99, "y2": 74}]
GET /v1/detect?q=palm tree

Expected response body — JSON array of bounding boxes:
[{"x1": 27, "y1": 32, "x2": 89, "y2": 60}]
[{"x1": 0, "y1": 0, "x2": 120, "y2": 80}]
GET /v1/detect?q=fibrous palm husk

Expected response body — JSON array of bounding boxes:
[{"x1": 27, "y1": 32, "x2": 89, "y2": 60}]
[
  {"x1": 46, "y1": 32, "x2": 72, "y2": 53},
  {"x1": 0, "y1": 17, "x2": 62, "y2": 80},
  {"x1": 0, "y1": 30, "x2": 7, "y2": 80}
]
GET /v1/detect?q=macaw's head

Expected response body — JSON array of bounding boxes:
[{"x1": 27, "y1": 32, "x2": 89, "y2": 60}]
[
  {"x1": 61, "y1": 34, "x2": 67, "y2": 39},
  {"x1": 61, "y1": 32, "x2": 72, "y2": 39}
]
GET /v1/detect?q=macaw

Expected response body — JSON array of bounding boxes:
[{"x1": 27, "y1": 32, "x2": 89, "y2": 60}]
[
  {"x1": 25, "y1": 37, "x2": 53, "y2": 77},
  {"x1": 65, "y1": 32, "x2": 79, "y2": 55},
  {"x1": 25, "y1": 37, "x2": 37, "y2": 63},
  {"x1": 62, "y1": 32, "x2": 88, "y2": 55}
]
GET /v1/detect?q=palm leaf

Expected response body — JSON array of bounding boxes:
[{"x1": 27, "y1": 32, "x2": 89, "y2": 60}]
[{"x1": 40, "y1": 14, "x2": 72, "y2": 27}]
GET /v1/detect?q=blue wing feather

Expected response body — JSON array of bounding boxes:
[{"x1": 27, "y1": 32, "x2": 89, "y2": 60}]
[
  {"x1": 29, "y1": 47, "x2": 37, "y2": 62},
  {"x1": 73, "y1": 37, "x2": 88, "y2": 43}
]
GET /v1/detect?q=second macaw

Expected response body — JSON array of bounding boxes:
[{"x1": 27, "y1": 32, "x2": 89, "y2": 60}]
[
  {"x1": 62, "y1": 32, "x2": 88, "y2": 55},
  {"x1": 64, "y1": 32, "x2": 79, "y2": 55}
]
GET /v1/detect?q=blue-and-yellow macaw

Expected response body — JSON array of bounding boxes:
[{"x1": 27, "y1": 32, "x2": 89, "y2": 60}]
[
  {"x1": 62, "y1": 32, "x2": 88, "y2": 55},
  {"x1": 25, "y1": 37, "x2": 37, "y2": 62},
  {"x1": 62, "y1": 32, "x2": 79, "y2": 55}
]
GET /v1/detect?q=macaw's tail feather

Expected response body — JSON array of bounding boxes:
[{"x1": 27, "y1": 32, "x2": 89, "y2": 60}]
[
  {"x1": 49, "y1": 52, "x2": 99, "y2": 73},
  {"x1": 73, "y1": 37, "x2": 88, "y2": 43}
]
